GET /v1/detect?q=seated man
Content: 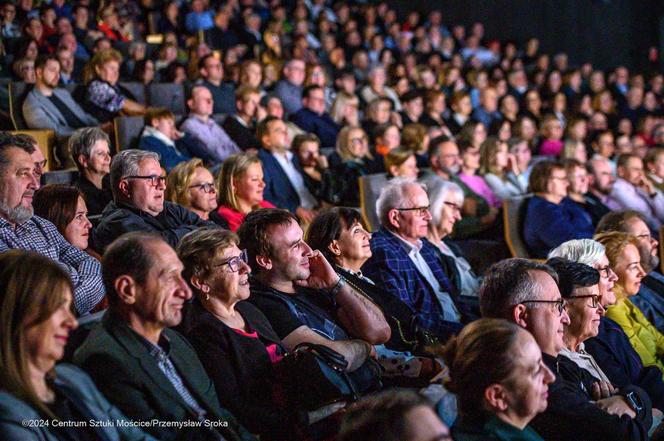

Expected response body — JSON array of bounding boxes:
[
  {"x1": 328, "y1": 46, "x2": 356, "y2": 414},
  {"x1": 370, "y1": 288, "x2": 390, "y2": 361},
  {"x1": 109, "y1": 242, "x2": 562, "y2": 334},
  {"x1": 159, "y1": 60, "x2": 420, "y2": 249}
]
[
  {"x1": 74, "y1": 233, "x2": 254, "y2": 441},
  {"x1": 361, "y1": 178, "x2": 469, "y2": 339},
  {"x1": 257, "y1": 116, "x2": 318, "y2": 222},
  {"x1": 237, "y1": 208, "x2": 390, "y2": 376},
  {"x1": 92, "y1": 149, "x2": 216, "y2": 253},
  {"x1": 180, "y1": 86, "x2": 241, "y2": 164},
  {"x1": 0, "y1": 134, "x2": 104, "y2": 314},
  {"x1": 610, "y1": 154, "x2": 664, "y2": 230},
  {"x1": 480, "y1": 258, "x2": 653, "y2": 441},
  {"x1": 22, "y1": 54, "x2": 98, "y2": 139},
  {"x1": 290, "y1": 85, "x2": 341, "y2": 148},
  {"x1": 138, "y1": 108, "x2": 191, "y2": 172},
  {"x1": 195, "y1": 53, "x2": 236, "y2": 114},
  {"x1": 221, "y1": 86, "x2": 262, "y2": 151},
  {"x1": 273, "y1": 59, "x2": 305, "y2": 116},
  {"x1": 69, "y1": 127, "x2": 113, "y2": 215}
]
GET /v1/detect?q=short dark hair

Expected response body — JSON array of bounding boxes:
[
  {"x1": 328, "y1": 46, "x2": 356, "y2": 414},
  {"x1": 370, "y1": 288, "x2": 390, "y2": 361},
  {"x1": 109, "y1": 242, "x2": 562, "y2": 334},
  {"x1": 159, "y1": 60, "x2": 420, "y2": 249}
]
[
  {"x1": 427, "y1": 135, "x2": 454, "y2": 159},
  {"x1": 479, "y1": 258, "x2": 558, "y2": 319},
  {"x1": 198, "y1": 53, "x2": 216, "y2": 71},
  {"x1": 595, "y1": 210, "x2": 648, "y2": 234},
  {"x1": 256, "y1": 115, "x2": 281, "y2": 145},
  {"x1": 616, "y1": 153, "x2": 640, "y2": 169},
  {"x1": 237, "y1": 208, "x2": 298, "y2": 273},
  {"x1": 302, "y1": 84, "x2": 323, "y2": 100},
  {"x1": 545, "y1": 257, "x2": 599, "y2": 298},
  {"x1": 292, "y1": 133, "x2": 320, "y2": 154},
  {"x1": 338, "y1": 390, "x2": 430, "y2": 441},
  {"x1": 102, "y1": 232, "x2": 161, "y2": 309},
  {"x1": 528, "y1": 160, "x2": 564, "y2": 193},
  {"x1": 34, "y1": 54, "x2": 58, "y2": 71},
  {"x1": 306, "y1": 208, "x2": 364, "y2": 263},
  {"x1": 0, "y1": 133, "x2": 36, "y2": 176}
]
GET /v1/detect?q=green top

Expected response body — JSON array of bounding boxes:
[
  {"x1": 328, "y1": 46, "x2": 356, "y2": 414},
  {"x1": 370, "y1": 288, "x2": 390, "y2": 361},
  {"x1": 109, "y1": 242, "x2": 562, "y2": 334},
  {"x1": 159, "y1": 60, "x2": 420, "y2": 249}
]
[{"x1": 452, "y1": 415, "x2": 544, "y2": 441}]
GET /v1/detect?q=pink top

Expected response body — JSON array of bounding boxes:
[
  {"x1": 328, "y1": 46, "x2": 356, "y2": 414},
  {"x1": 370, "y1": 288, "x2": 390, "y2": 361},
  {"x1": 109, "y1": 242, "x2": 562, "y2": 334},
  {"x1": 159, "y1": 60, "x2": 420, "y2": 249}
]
[
  {"x1": 232, "y1": 327, "x2": 284, "y2": 364},
  {"x1": 459, "y1": 173, "x2": 502, "y2": 208},
  {"x1": 216, "y1": 200, "x2": 276, "y2": 231},
  {"x1": 539, "y1": 139, "x2": 564, "y2": 157}
]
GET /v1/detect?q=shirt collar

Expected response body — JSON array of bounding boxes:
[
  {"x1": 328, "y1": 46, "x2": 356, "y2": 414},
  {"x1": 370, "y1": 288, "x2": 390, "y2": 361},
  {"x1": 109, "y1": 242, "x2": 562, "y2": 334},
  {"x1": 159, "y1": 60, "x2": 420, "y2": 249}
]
[{"x1": 387, "y1": 229, "x2": 423, "y2": 252}]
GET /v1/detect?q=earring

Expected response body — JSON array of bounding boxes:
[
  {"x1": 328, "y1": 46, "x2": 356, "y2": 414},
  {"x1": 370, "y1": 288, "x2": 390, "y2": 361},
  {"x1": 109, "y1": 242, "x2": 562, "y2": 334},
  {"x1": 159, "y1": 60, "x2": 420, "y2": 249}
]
[{"x1": 205, "y1": 293, "x2": 210, "y2": 301}]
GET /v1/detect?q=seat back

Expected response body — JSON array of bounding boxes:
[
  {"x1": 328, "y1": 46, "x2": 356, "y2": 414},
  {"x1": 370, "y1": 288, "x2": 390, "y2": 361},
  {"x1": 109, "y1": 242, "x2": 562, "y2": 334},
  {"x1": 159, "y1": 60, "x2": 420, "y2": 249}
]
[
  {"x1": 503, "y1": 195, "x2": 532, "y2": 258},
  {"x1": 10, "y1": 129, "x2": 55, "y2": 172},
  {"x1": 42, "y1": 168, "x2": 79, "y2": 185},
  {"x1": 148, "y1": 83, "x2": 186, "y2": 115},
  {"x1": 8, "y1": 82, "x2": 29, "y2": 130},
  {"x1": 359, "y1": 173, "x2": 388, "y2": 232},
  {"x1": 113, "y1": 116, "x2": 145, "y2": 151},
  {"x1": 118, "y1": 81, "x2": 146, "y2": 105}
]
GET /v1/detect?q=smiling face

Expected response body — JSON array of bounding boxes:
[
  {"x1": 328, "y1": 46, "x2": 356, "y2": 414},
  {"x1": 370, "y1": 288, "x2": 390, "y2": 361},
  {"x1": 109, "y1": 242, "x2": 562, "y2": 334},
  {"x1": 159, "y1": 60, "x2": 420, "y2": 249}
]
[
  {"x1": 264, "y1": 219, "x2": 313, "y2": 282},
  {"x1": 332, "y1": 220, "x2": 372, "y2": 267},
  {"x1": 64, "y1": 196, "x2": 92, "y2": 250},
  {"x1": 614, "y1": 243, "x2": 647, "y2": 296},
  {"x1": 205, "y1": 243, "x2": 251, "y2": 304},
  {"x1": 0, "y1": 147, "x2": 39, "y2": 224},
  {"x1": 234, "y1": 162, "x2": 266, "y2": 208},
  {"x1": 95, "y1": 59, "x2": 120, "y2": 85},
  {"x1": 26, "y1": 286, "x2": 78, "y2": 371}
]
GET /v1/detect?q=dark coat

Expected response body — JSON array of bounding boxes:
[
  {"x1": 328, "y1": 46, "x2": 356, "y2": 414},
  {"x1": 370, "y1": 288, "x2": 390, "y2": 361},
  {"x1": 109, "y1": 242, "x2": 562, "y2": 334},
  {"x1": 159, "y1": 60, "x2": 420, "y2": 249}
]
[{"x1": 258, "y1": 148, "x2": 301, "y2": 213}]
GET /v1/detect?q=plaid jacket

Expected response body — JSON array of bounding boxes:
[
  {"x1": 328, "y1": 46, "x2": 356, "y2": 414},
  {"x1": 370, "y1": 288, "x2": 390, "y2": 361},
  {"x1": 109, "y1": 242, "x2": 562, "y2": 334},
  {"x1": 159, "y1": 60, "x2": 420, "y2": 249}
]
[{"x1": 361, "y1": 227, "x2": 463, "y2": 340}]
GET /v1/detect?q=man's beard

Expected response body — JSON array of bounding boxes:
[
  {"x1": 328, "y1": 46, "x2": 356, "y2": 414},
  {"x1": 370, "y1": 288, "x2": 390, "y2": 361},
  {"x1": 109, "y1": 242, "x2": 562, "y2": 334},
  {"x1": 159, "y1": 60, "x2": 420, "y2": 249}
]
[
  {"x1": 638, "y1": 243, "x2": 659, "y2": 274},
  {"x1": 0, "y1": 201, "x2": 33, "y2": 225}
]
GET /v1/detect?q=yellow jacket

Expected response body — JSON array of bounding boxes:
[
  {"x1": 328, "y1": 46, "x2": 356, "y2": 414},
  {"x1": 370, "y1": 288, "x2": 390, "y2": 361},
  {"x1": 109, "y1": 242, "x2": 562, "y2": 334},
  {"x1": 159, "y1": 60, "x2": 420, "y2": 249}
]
[{"x1": 606, "y1": 297, "x2": 664, "y2": 374}]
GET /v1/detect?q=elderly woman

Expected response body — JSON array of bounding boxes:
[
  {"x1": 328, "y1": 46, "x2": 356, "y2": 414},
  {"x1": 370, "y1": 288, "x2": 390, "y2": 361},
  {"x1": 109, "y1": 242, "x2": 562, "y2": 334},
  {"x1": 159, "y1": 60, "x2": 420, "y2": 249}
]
[
  {"x1": 426, "y1": 179, "x2": 480, "y2": 297},
  {"x1": 176, "y1": 229, "x2": 293, "y2": 440},
  {"x1": 215, "y1": 153, "x2": 275, "y2": 231},
  {"x1": 83, "y1": 48, "x2": 146, "y2": 122},
  {"x1": 441, "y1": 318, "x2": 554, "y2": 440},
  {"x1": 481, "y1": 137, "x2": 528, "y2": 200},
  {"x1": 0, "y1": 251, "x2": 157, "y2": 440},
  {"x1": 595, "y1": 232, "x2": 664, "y2": 374},
  {"x1": 69, "y1": 127, "x2": 113, "y2": 216},
  {"x1": 523, "y1": 160, "x2": 594, "y2": 258},
  {"x1": 165, "y1": 159, "x2": 228, "y2": 228}
]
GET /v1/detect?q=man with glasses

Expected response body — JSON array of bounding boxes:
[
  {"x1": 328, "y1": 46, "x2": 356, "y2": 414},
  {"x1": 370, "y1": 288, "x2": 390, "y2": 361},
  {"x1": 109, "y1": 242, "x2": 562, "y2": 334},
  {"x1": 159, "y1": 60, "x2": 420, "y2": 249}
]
[
  {"x1": 597, "y1": 210, "x2": 664, "y2": 332},
  {"x1": 92, "y1": 150, "x2": 216, "y2": 253},
  {"x1": 362, "y1": 178, "x2": 469, "y2": 340},
  {"x1": 290, "y1": 85, "x2": 341, "y2": 148},
  {"x1": 480, "y1": 258, "x2": 653, "y2": 441}
]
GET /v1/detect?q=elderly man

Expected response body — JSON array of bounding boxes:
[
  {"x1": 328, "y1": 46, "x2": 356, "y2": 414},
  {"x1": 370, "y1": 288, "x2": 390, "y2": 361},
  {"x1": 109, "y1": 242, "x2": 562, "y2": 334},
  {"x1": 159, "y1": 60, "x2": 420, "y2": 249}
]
[
  {"x1": 597, "y1": 210, "x2": 664, "y2": 332},
  {"x1": 238, "y1": 208, "x2": 390, "y2": 377},
  {"x1": 180, "y1": 85, "x2": 241, "y2": 164},
  {"x1": 92, "y1": 150, "x2": 215, "y2": 253},
  {"x1": 22, "y1": 55, "x2": 98, "y2": 139},
  {"x1": 74, "y1": 233, "x2": 254, "y2": 441},
  {"x1": 361, "y1": 178, "x2": 468, "y2": 339},
  {"x1": 290, "y1": 85, "x2": 340, "y2": 148},
  {"x1": 196, "y1": 53, "x2": 235, "y2": 114},
  {"x1": 610, "y1": 154, "x2": 664, "y2": 231},
  {"x1": 274, "y1": 59, "x2": 306, "y2": 116},
  {"x1": 69, "y1": 127, "x2": 113, "y2": 215},
  {"x1": 0, "y1": 134, "x2": 104, "y2": 314},
  {"x1": 480, "y1": 258, "x2": 653, "y2": 441},
  {"x1": 258, "y1": 116, "x2": 318, "y2": 222}
]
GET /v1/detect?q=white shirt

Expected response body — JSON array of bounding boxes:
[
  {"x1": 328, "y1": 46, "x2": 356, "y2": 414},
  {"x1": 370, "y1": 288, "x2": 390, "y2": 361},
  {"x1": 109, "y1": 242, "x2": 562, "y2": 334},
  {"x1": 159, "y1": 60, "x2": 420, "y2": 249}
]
[
  {"x1": 273, "y1": 150, "x2": 318, "y2": 209},
  {"x1": 433, "y1": 240, "x2": 480, "y2": 297},
  {"x1": 559, "y1": 343, "x2": 611, "y2": 383}
]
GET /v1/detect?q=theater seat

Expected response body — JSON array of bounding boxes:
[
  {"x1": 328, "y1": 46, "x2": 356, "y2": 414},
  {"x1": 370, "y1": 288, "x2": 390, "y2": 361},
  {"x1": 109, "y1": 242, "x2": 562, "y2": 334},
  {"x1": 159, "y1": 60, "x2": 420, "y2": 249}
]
[
  {"x1": 118, "y1": 81, "x2": 147, "y2": 105},
  {"x1": 114, "y1": 115, "x2": 145, "y2": 151},
  {"x1": 359, "y1": 173, "x2": 388, "y2": 232},
  {"x1": 8, "y1": 82, "x2": 29, "y2": 130},
  {"x1": 503, "y1": 195, "x2": 532, "y2": 258},
  {"x1": 10, "y1": 129, "x2": 55, "y2": 172},
  {"x1": 148, "y1": 83, "x2": 186, "y2": 115},
  {"x1": 42, "y1": 169, "x2": 78, "y2": 185}
]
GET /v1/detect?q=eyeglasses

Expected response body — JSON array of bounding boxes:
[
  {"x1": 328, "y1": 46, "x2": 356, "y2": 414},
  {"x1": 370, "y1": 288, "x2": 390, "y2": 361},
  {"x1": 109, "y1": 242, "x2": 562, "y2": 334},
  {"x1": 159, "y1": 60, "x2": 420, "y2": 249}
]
[
  {"x1": 124, "y1": 175, "x2": 167, "y2": 187},
  {"x1": 189, "y1": 182, "x2": 216, "y2": 193},
  {"x1": 351, "y1": 136, "x2": 367, "y2": 144},
  {"x1": 568, "y1": 294, "x2": 601, "y2": 308},
  {"x1": 34, "y1": 159, "x2": 47, "y2": 170},
  {"x1": 396, "y1": 206, "x2": 430, "y2": 217},
  {"x1": 443, "y1": 201, "x2": 461, "y2": 212},
  {"x1": 214, "y1": 249, "x2": 248, "y2": 272},
  {"x1": 520, "y1": 298, "x2": 568, "y2": 315}
]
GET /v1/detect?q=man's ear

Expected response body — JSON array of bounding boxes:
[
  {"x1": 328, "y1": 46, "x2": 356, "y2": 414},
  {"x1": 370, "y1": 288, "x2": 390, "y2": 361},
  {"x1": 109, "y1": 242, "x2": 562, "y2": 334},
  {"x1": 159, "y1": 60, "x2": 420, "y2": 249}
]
[
  {"x1": 118, "y1": 178, "x2": 131, "y2": 199},
  {"x1": 512, "y1": 304, "x2": 529, "y2": 329},
  {"x1": 114, "y1": 275, "x2": 138, "y2": 305},
  {"x1": 255, "y1": 254, "x2": 273, "y2": 271},
  {"x1": 484, "y1": 384, "x2": 510, "y2": 412},
  {"x1": 387, "y1": 208, "x2": 400, "y2": 230}
]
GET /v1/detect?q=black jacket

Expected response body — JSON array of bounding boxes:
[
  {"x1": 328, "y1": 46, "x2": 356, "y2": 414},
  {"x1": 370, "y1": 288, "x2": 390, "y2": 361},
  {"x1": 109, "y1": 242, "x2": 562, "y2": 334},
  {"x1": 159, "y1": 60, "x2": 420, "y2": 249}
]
[
  {"x1": 92, "y1": 200, "x2": 218, "y2": 253},
  {"x1": 529, "y1": 353, "x2": 652, "y2": 441}
]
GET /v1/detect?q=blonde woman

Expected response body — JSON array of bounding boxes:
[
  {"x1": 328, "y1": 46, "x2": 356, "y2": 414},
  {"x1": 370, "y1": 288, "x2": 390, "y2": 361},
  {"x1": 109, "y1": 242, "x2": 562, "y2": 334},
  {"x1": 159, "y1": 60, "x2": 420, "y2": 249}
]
[
  {"x1": 330, "y1": 91, "x2": 360, "y2": 127},
  {"x1": 480, "y1": 137, "x2": 527, "y2": 200},
  {"x1": 165, "y1": 159, "x2": 225, "y2": 226},
  {"x1": 215, "y1": 153, "x2": 275, "y2": 231},
  {"x1": 385, "y1": 147, "x2": 418, "y2": 179}
]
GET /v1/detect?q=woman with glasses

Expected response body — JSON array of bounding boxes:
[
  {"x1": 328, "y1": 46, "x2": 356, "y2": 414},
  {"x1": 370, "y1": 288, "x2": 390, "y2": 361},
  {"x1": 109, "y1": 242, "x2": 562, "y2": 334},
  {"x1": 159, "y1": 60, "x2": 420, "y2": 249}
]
[
  {"x1": 426, "y1": 178, "x2": 480, "y2": 297},
  {"x1": 177, "y1": 229, "x2": 293, "y2": 440},
  {"x1": 215, "y1": 153, "x2": 275, "y2": 232},
  {"x1": 595, "y1": 232, "x2": 664, "y2": 376},
  {"x1": 523, "y1": 160, "x2": 594, "y2": 258},
  {"x1": 165, "y1": 158, "x2": 229, "y2": 227}
]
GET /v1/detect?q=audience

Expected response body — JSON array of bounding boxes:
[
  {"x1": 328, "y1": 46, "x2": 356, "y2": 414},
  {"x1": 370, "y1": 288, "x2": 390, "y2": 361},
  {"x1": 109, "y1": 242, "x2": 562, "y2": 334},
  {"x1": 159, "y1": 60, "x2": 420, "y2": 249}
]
[
  {"x1": 564, "y1": 158, "x2": 611, "y2": 226},
  {"x1": 69, "y1": 127, "x2": 113, "y2": 216},
  {"x1": 196, "y1": 53, "x2": 235, "y2": 114},
  {"x1": 138, "y1": 107, "x2": 191, "y2": 172},
  {"x1": 481, "y1": 137, "x2": 528, "y2": 200},
  {"x1": 92, "y1": 150, "x2": 215, "y2": 253},
  {"x1": 384, "y1": 147, "x2": 418, "y2": 179},
  {"x1": 292, "y1": 133, "x2": 329, "y2": 201},
  {"x1": 274, "y1": 59, "x2": 306, "y2": 116},
  {"x1": 290, "y1": 84, "x2": 341, "y2": 148},
  {"x1": 74, "y1": 233, "x2": 255, "y2": 441},
  {"x1": 222, "y1": 86, "x2": 262, "y2": 151}
]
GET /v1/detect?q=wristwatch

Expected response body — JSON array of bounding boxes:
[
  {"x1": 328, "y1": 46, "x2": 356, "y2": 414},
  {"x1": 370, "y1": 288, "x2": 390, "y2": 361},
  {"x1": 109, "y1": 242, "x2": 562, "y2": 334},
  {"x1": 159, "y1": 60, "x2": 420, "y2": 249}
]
[{"x1": 625, "y1": 391, "x2": 643, "y2": 413}]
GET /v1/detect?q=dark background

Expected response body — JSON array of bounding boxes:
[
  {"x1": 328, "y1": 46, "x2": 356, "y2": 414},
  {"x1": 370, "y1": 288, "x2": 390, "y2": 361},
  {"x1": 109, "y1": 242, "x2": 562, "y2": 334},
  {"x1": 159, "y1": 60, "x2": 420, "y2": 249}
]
[{"x1": 387, "y1": 0, "x2": 664, "y2": 72}]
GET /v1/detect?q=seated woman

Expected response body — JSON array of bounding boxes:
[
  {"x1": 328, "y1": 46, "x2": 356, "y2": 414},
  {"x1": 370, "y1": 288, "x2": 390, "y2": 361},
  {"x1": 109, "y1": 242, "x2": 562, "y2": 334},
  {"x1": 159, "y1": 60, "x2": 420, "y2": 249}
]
[
  {"x1": 440, "y1": 318, "x2": 554, "y2": 441},
  {"x1": 372, "y1": 123, "x2": 401, "y2": 157},
  {"x1": 176, "y1": 228, "x2": 294, "y2": 440},
  {"x1": 0, "y1": 250, "x2": 157, "y2": 440},
  {"x1": 401, "y1": 123, "x2": 430, "y2": 168},
  {"x1": 82, "y1": 48, "x2": 146, "y2": 122},
  {"x1": 458, "y1": 138, "x2": 501, "y2": 209},
  {"x1": 215, "y1": 153, "x2": 275, "y2": 231},
  {"x1": 595, "y1": 232, "x2": 664, "y2": 375},
  {"x1": 139, "y1": 108, "x2": 191, "y2": 172},
  {"x1": 523, "y1": 160, "x2": 594, "y2": 258},
  {"x1": 426, "y1": 179, "x2": 480, "y2": 297},
  {"x1": 165, "y1": 159, "x2": 227, "y2": 227},
  {"x1": 385, "y1": 147, "x2": 418, "y2": 179},
  {"x1": 563, "y1": 159, "x2": 610, "y2": 226},
  {"x1": 480, "y1": 137, "x2": 527, "y2": 201}
]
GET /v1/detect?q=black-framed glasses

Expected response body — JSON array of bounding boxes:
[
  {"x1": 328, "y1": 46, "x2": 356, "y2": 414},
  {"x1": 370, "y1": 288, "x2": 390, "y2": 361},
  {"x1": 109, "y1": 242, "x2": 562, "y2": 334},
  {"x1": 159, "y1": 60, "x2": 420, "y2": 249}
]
[
  {"x1": 396, "y1": 206, "x2": 430, "y2": 217},
  {"x1": 597, "y1": 266, "x2": 612, "y2": 278},
  {"x1": 34, "y1": 159, "x2": 47, "y2": 169},
  {"x1": 569, "y1": 294, "x2": 601, "y2": 308},
  {"x1": 189, "y1": 182, "x2": 216, "y2": 193},
  {"x1": 124, "y1": 175, "x2": 167, "y2": 187},
  {"x1": 443, "y1": 201, "x2": 461, "y2": 212},
  {"x1": 520, "y1": 299, "x2": 568, "y2": 315},
  {"x1": 213, "y1": 249, "x2": 248, "y2": 272}
]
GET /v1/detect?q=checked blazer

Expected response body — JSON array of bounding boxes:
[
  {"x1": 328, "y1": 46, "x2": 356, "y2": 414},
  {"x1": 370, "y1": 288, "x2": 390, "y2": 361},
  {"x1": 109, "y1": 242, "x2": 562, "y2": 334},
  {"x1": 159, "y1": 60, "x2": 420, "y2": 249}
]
[{"x1": 361, "y1": 227, "x2": 464, "y2": 340}]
